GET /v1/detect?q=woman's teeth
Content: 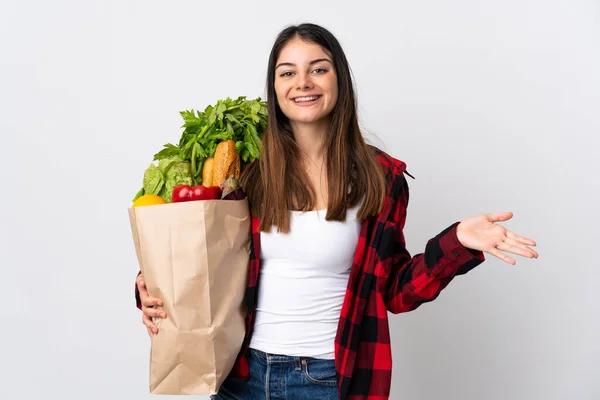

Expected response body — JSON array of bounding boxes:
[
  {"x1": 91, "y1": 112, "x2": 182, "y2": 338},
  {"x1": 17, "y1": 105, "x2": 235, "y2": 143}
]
[{"x1": 294, "y1": 96, "x2": 320, "y2": 103}]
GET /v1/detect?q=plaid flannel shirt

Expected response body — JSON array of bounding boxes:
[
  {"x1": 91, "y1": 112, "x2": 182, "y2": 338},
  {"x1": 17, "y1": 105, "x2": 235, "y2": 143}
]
[{"x1": 135, "y1": 148, "x2": 485, "y2": 400}]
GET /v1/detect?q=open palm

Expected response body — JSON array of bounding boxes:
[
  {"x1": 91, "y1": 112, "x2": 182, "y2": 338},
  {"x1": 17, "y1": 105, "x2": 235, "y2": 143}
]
[{"x1": 457, "y1": 212, "x2": 538, "y2": 264}]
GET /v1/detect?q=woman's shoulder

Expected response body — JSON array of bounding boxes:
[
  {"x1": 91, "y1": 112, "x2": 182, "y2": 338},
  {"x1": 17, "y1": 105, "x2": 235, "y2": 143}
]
[{"x1": 368, "y1": 145, "x2": 408, "y2": 177}]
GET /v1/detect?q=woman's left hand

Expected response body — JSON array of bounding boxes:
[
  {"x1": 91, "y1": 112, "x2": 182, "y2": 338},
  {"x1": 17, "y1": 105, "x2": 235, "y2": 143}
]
[{"x1": 456, "y1": 212, "x2": 538, "y2": 265}]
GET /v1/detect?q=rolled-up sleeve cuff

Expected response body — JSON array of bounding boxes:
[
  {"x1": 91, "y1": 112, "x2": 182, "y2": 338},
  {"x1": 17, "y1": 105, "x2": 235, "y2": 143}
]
[{"x1": 435, "y1": 222, "x2": 485, "y2": 277}]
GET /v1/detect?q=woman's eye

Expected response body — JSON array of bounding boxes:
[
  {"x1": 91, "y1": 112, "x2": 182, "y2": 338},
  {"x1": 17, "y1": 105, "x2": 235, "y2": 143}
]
[
  {"x1": 313, "y1": 68, "x2": 327, "y2": 74},
  {"x1": 280, "y1": 71, "x2": 294, "y2": 77}
]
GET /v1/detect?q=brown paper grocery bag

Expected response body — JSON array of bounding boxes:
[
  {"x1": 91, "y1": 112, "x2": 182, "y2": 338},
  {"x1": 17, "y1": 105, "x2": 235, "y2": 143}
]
[{"x1": 128, "y1": 199, "x2": 250, "y2": 395}]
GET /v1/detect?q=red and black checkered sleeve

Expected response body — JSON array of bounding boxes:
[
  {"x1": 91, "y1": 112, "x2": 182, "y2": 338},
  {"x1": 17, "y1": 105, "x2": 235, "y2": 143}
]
[
  {"x1": 383, "y1": 172, "x2": 485, "y2": 314},
  {"x1": 230, "y1": 215, "x2": 261, "y2": 380},
  {"x1": 134, "y1": 270, "x2": 142, "y2": 310}
]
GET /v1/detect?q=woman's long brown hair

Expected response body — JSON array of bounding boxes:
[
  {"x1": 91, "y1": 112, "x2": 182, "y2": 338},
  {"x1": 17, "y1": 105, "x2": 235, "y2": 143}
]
[{"x1": 241, "y1": 23, "x2": 387, "y2": 233}]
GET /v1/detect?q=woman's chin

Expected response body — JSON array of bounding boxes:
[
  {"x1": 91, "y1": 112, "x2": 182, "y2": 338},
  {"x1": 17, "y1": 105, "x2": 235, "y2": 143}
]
[{"x1": 289, "y1": 113, "x2": 330, "y2": 126}]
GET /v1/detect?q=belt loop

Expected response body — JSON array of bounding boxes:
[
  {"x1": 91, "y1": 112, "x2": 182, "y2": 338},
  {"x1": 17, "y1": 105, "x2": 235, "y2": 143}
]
[{"x1": 295, "y1": 357, "x2": 302, "y2": 371}]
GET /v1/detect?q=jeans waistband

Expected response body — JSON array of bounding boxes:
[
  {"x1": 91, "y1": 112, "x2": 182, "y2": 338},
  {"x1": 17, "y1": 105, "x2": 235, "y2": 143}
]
[
  {"x1": 249, "y1": 348, "x2": 305, "y2": 371},
  {"x1": 249, "y1": 348, "x2": 302, "y2": 363}
]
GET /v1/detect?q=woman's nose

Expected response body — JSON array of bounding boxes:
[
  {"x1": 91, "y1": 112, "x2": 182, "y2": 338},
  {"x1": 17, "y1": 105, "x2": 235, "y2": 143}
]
[{"x1": 296, "y1": 73, "x2": 314, "y2": 90}]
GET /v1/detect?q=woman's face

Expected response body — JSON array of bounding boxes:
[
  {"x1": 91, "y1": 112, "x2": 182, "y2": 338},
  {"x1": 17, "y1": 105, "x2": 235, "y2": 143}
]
[{"x1": 274, "y1": 38, "x2": 338, "y2": 127}]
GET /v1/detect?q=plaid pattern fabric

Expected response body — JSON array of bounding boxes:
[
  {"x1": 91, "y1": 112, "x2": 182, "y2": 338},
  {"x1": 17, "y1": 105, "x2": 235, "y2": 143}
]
[{"x1": 134, "y1": 148, "x2": 485, "y2": 400}]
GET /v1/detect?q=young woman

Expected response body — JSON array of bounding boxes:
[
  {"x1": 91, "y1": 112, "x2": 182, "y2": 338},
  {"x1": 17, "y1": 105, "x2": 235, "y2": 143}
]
[{"x1": 135, "y1": 23, "x2": 538, "y2": 400}]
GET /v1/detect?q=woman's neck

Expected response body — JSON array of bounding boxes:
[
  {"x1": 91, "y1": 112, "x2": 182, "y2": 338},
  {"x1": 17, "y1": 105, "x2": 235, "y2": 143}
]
[{"x1": 291, "y1": 119, "x2": 329, "y2": 162}]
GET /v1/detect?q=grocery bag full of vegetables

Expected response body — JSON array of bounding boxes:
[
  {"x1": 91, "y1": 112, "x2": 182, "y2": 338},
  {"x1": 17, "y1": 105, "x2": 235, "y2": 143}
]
[{"x1": 128, "y1": 96, "x2": 267, "y2": 395}]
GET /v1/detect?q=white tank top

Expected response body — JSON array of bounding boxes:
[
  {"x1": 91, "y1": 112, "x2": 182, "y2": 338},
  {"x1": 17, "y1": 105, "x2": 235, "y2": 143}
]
[{"x1": 249, "y1": 205, "x2": 362, "y2": 359}]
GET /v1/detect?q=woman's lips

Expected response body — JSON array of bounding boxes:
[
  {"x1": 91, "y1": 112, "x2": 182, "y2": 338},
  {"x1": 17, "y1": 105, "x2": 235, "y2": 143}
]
[{"x1": 292, "y1": 95, "x2": 322, "y2": 107}]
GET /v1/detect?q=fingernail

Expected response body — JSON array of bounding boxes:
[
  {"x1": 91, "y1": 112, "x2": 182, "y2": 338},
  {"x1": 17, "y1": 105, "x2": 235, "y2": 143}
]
[
  {"x1": 161, "y1": 313, "x2": 167, "y2": 318},
  {"x1": 158, "y1": 301, "x2": 163, "y2": 306}
]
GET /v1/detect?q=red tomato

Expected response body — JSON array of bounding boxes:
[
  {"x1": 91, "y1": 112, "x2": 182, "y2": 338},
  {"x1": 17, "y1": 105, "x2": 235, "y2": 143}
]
[
  {"x1": 172, "y1": 185, "x2": 192, "y2": 202},
  {"x1": 190, "y1": 185, "x2": 222, "y2": 200}
]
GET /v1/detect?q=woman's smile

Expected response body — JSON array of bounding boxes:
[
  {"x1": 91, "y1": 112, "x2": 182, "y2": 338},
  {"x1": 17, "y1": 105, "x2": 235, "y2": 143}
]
[{"x1": 292, "y1": 94, "x2": 322, "y2": 106}]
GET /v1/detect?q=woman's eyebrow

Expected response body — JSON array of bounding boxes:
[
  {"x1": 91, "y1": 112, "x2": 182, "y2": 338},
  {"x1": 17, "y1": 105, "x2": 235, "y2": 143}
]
[{"x1": 275, "y1": 58, "x2": 333, "y2": 70}]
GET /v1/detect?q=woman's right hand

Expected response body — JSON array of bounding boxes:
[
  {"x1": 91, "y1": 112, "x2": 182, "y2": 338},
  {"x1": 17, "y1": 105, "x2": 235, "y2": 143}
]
[{"x1": 136, "y1": 273, "x2": 167, "y2": 338}]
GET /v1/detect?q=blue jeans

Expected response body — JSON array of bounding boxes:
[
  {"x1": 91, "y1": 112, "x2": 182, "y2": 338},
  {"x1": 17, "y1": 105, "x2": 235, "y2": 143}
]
[{"x1": 212, "y1": 348, "x2": 339, "y2": 400}]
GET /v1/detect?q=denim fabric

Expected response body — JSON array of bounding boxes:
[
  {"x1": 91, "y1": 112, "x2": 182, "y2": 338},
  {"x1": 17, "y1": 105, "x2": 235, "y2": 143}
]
[{"x1": 212, "y1": 348, "x2": 338, "y2": 400}]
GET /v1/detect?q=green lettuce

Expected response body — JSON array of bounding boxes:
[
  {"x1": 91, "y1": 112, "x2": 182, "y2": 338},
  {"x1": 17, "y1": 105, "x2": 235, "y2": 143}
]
[
  {"x1": 158, "y1": 158, "x2": 192, "y2": 203},
  {"x1": 132, "y1": 157, "x2": 192, "y2": 203},
  {"x1": 142, "y1": 164, "x2": 164, "y2": 195}
]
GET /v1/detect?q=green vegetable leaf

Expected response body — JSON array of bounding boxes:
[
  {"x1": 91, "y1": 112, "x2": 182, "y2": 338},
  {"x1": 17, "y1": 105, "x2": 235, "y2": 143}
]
[
  {"x1": 245, "y1": 141, "x2": 258, "y2": 160},
  {"x1": 240, "y1": 147, "x2": 250, "y2": 162},
  {"x1": 235, "y1": 140, "x2": 245, "y2": 153},
  {"x1": 194, "y1": 142, "x2": 206, "y2": 158},
  {"x1": 153, "y1": 143, "x2": 180, "y2": 161},
  {"x1": 251, "y1": 101, "x2": 261, "y2": 114},
  {"x1": 158, "y1": 158, "x2": 178, "y2": 173},
  {"x1": 207, "y1": 108, "x2": 216, "y2": 125},
  {"x1": 161, "y1": 160, "x2": 192, "y2": 202},
  {"x1": 216, "y1": 102, "x2": 226, "y2": 121},
  {"x1": 132, "y1": 187, "x2": 145, "y2": 203},
  {"x1": 143, "y1": 164, "x2": 165, "y2": 196}
]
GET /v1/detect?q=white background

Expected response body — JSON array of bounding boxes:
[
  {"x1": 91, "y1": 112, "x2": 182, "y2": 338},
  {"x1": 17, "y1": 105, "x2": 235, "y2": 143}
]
[{"x1": 1, "y1": 1, "x2": 599, "y2": 399}]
